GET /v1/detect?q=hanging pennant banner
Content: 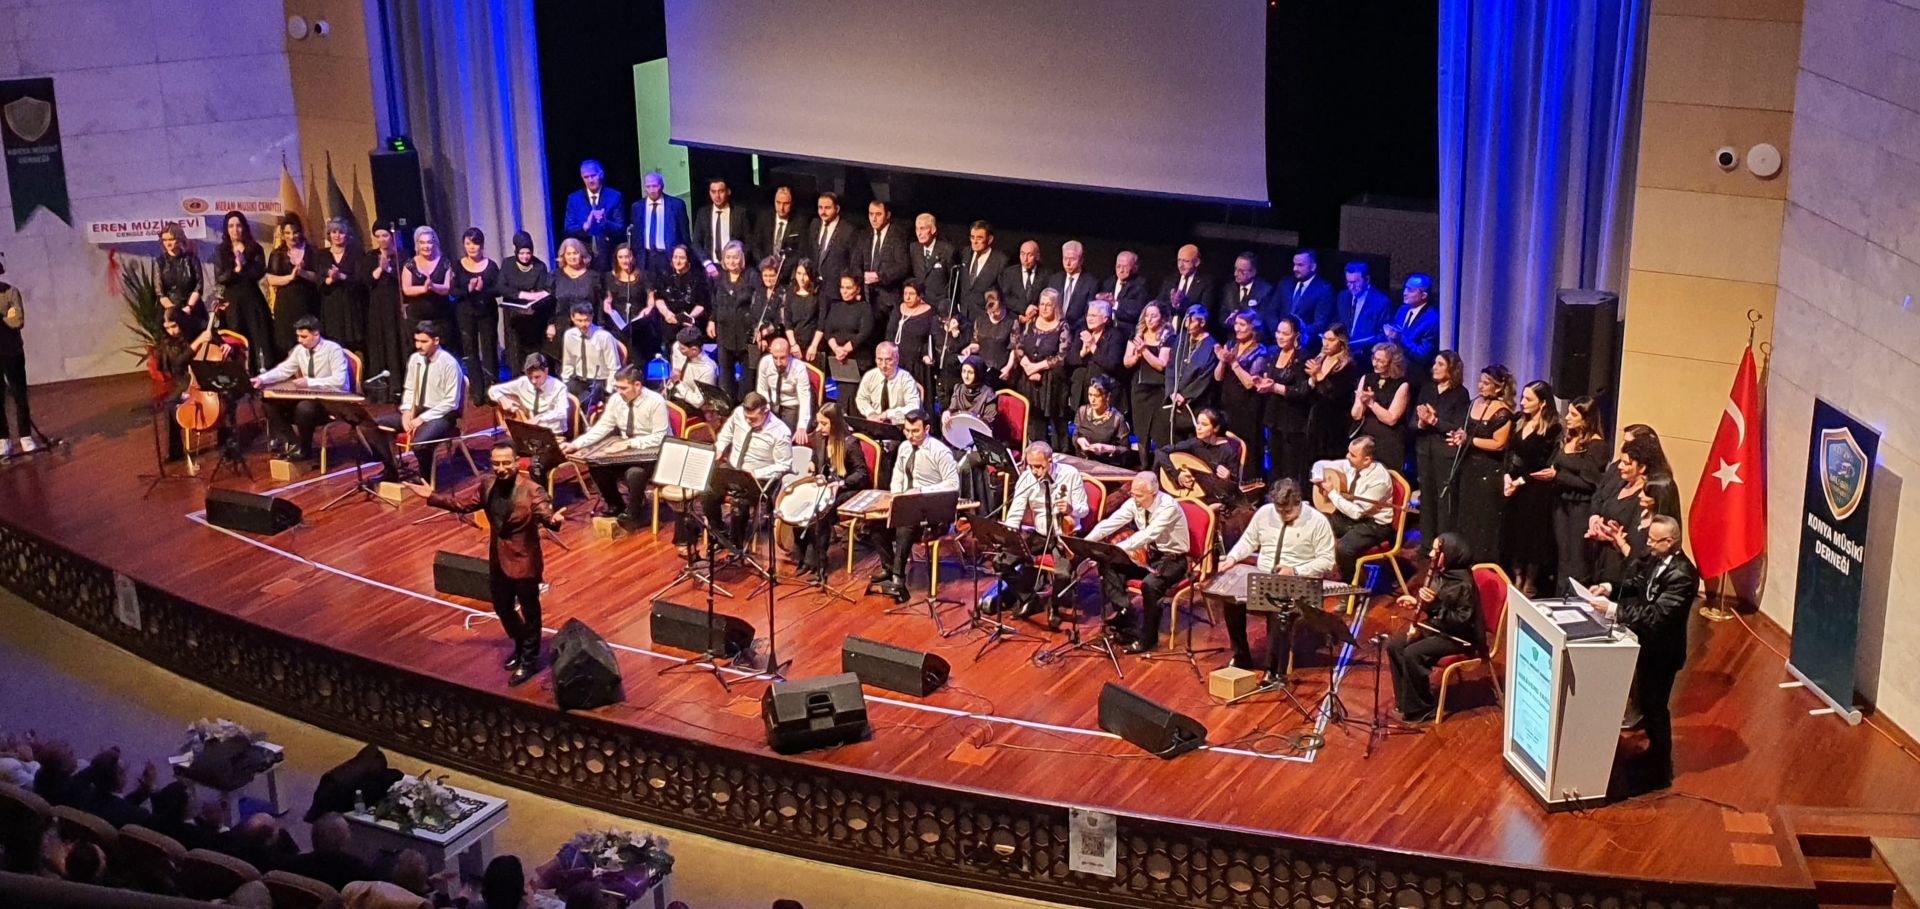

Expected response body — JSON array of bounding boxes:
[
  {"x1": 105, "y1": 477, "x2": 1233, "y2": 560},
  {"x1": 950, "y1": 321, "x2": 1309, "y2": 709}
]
[{"x1": 0, "y1": 77, "x2": 72, "y2": 230}]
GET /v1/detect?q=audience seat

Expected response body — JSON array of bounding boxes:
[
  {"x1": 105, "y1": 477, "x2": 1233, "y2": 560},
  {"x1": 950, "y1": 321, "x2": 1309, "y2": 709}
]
[
  {"x1": 0, "y1": 781, "x2": 51, "y2": 835},
  {"x1": 178, "y1": 848, "x2": 262, "y2": 901},
  {"x1": 264, "y1": 869, "x2": 342, "y2": 909},
  {"x1": 50, "y1": 804, "x2": 119, "y2": 851},
  {"x1": 117, "y1": 824, "x2": 187, "y2": 894}
]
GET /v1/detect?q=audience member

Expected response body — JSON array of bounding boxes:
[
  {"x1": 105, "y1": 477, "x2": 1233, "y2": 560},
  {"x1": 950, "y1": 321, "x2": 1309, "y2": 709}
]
[
  {"x1": 480, "y1": 854, "x2": 529, "y2": 909},
  {"x1": 218, "y1": 812, "x2": 300, "y2": 873},
  {"x1": 285, "y1": 811, "x2": 377, "y2": 890}
]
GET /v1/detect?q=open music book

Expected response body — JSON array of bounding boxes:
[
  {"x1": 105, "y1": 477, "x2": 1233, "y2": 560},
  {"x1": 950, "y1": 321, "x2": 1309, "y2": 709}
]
[{"x1": 652, "y1": 437, "x2": 716, "y2": 491}]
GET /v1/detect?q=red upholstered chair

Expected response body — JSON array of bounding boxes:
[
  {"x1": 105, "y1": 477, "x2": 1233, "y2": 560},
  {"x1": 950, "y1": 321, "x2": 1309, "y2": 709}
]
[
  {"x1": 1430, "y1": 562, "x2": 1511, "y2": 724},
  {"x1": 842, "y1": 433, "x2": 884, "y2": 576},
  {"x1": 651, "y1": 401, "x2": 704, "y2": 535},
  {"x1": 1346, "y1": 469, "x2": 1413, "y2": 613},
  {"x1": 1129, "y1": 499, "x2": 1215, "y2": 648},
  {"x1": 992, "y1": 389, "x2": 1032, "y2": 500},
  {"x1": 805, "y1": 362, "x2": 826, "y2": 407},
  {"x1": 1080, "y1": 478, "x2": 1105, "y2": 532}
]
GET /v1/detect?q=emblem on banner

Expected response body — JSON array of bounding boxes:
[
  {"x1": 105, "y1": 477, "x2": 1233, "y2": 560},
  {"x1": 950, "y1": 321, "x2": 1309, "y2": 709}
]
[
  {"x1": 3, "y1": 94, "x2": 52, "y2": 143},
  {"x1": 1819, "y1": 426, "x2": 1867, "y2": 520}
]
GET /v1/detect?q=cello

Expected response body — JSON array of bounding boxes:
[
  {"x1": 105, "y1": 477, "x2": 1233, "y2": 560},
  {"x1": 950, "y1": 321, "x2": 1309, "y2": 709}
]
[{"x1": 173, "y1": 304, "x2": 231, "y2": 472}]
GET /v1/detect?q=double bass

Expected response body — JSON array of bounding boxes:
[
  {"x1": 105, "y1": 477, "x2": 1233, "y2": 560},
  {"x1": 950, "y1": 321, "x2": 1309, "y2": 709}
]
[{"x1": 172, "y1": 306, "x2": 231, "y2": 471}]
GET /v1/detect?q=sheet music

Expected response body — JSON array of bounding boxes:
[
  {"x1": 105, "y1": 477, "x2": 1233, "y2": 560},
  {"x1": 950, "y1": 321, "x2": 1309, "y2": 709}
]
[
  {"x1": 499, "y1": 294, "x2": 547, "y2": 313},
  {"x1": 655, "y1": 440, "x2": 715, "y2": 490},
  {"x1": 606, "y1": 306, "x2": 631, "y2": 332}
]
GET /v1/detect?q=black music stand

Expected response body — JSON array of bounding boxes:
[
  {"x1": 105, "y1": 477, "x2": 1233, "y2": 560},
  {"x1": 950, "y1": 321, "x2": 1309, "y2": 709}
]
[
  {"x1": 189, "y1": 360, "x2": 253, "y2": 483},
  {"x1": 1037, "y1": 535, "x2": 1133, "y2": 678},
  {"x1": 955, "y1": 517, "x2": 1043, "y2": 660},
  {"x1": 844, "y1": 415, "x2": 904, "y2": 445},
  {"x1": 140, "y1": 397, "x2": 198, "y2": 497},
  {"x1": 826, "y1": 357, "x2": 864, "y2": 392},
  {"x1": 1224, "y1": 574, "x2": 1356, "y2": 720},
  {"x1": 317, "y1": 398, "x2": 397, "y2": 511},
  {"x1": 706, "y1": 463, "x2": 773, "y2": 580},
  {"x1": 650, "y1": 437, "x2": 732, "y2": 692},
  {"x1": 693, "y1": 380, "x2": 732, "y2": 414},
  {"x1": 883, "y1": 489, "x2": 962, "y2": 634},
  {"x1": 971, "y1": 433, "x2": 1017, "y2": 473}
]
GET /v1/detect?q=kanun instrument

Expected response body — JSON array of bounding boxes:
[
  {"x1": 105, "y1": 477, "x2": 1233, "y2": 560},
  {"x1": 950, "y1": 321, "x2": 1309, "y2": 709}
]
[{"x1": 571, "y1": 437, "x2": 656, "y2": 468}]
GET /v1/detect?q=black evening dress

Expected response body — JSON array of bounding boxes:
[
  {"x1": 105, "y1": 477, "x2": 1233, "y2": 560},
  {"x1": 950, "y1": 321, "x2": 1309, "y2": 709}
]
[
  {"x1": 364, "y1": 252, "x2": 406, "y2": 398},
  {"x1": 784, "y1": 290, "x2": 822, "y2": 358},
  {"x1": 452, "y1": 257, "x2": 500, "y2": 391},
  {"x1": 402, "y1": 257, "x2": 454, "y2": 349},
  {"x1": 1412, "y1": 382, "x2": 1470, "y2": 546},
  {"x1": 886, "y1": 305, "x2": 939, "y2": 402},
  {"x1": 1445, "y1": 403, "x2": 1510, "y2": 562},
  {"x1": 1502, "y1": 421, "x2": 1563, "y2": 592},
  {"x1": 1073, "y1": 404, "x2": 1132, "y2": 466},
  {"x1": 314, "y1": 245, "x2": 368, "y2": 352},
  {"x1": 1015, "y1": 321, "x2": 1072, "y2": 448},
  {"x1": 267, "y1": 245, "x2": 320, "y2": 357},
  {"x1": 605, "y1": 273, "x2": 651, "y2": 368},
  {"x1": 1549, "y1": 437, "x2": 1608, "y2": 588},
  {"x1": 1306, "y1": 357, "x2": 1364, "y2": 462},
  {"x1": 1129, "y1": 333, "x2": 1171, "y2": 460},
  {"x1": 498, "y1": 257, "x2": 552, "y2": 372},
  {"x1": 1217, "y1": 342, "x2": 1270, "y2": 464},
  {"x1": 214, "y1": 241, "x2": 272, "y2": 370},
  {"x1": 1356, "y1": 372, "x2": 1409, "y2": 472}
]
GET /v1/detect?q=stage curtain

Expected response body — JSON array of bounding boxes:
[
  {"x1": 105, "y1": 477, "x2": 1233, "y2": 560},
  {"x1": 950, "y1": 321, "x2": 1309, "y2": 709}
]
[
  {"x1": 1437, "y1": 0, "x2": 1647, "y2": 386},
  {"x1": 385, "y1": 0, "x2": 551, "y2": 255}
]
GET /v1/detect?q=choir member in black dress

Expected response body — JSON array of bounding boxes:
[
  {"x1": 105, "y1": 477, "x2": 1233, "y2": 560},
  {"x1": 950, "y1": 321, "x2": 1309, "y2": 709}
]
[
  {"x1": 1547, "y1": 396, "x2": 1608, "y2": 588},
  {"x1": 364, "y1": 225, "x2": 407, "y2": 396},
  {"x1": 1013, "y1": 289, "x2": 1072, "y2": 448},
  {"x1": 1353, "y1": 342, "x2": 1412, "y2": 473},
  {"x1": 655, "y1": 244, "x2": 710, "y2": 337},
  {"x1": 549, "y1": 238, "x2": 606, "y2": 358},
  {"x1": 314, "y1": 219, "x2": 367, "y2": 354},
  {"x1": 887, "y1": 281, "x2": 939, "y2": 401},
  {"x1": 1256, "y1": 315, "x2": 1313, "y2": 487},
  {"x1": 499, "y1": 231, "x2": 552, "y2": 376},
  {"x1": 1069, "y1": 298, "x2": 1129, "y2": 413},
  {"x1": 1157, "y1": 407, "x2": 1244, "y2": 487},
  {"x1": 1304, "y1": 324, "x2": 1364, "y2": 461},
  {"x1": 214, "y1": 211, "x2": 272, "y2": 370},
  {"x1": 1502, "y1": 380, "x2": 1562, "y2": 594},
  {"x1": 1585, "y1": 433, "x2": 1663, "y2": 589},
  {"x1": 1444, "y1": 365, "x2": 1514, "y2": 562},
  {"x1": 266, "y1": 214, "x2": 321, "y2": 359},
  {"x1": 605, "y1": 243, "x2": 651, "y2": 366},
  {"x1": 1167, "y1": 302, "x2": 1218, "y2": 435},
  {"x1": 707, "y1": 241, "x2": 757, "y2": 397},
  {"x1": 157, "y1": 224, "x2": 204, "y2": 331},
  {"x1": 821, "y1": 273, "x2": 876, "y2": 374},
  {"x1": 1125, "y1": 302, "x2": 1173, "y2": 462},
  {"x1": 791, "y1": 403, "x2": 873, "y2": 578},
  {"x1": 453, "y1": 228, "x2": 501, "y2": 393},
  {"x1": 1412, "y1": 350, "x2": 1470, "y2": 546},
  {"x1": 401, "y1": 226, "x2": 455, "y2": 351},
  {"x1": 956, "y1": 289, "x2": 1020, "y2": 383},
  {"x1": 785, "y1": 260, "x2": 824, "y2": 364},
  {"x1": 1212, "y1": 308, "x2": 1270, "y2": 464},
  {"x1": 1071, "y1": 375, "x2": 1132, "y2": 466},
  {"x1": 1385, "y1": 532, "x2": 1484, "y2": 723}
]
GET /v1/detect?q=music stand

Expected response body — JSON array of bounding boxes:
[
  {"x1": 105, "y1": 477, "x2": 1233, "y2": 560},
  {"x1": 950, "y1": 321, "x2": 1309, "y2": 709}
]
[
  {"x1": 844, "y1": 415, "x2": 905, "y2": 445},
  {"x1": 971, "y1": 433, "x2": 1017, "y2": 473},
  {"x1": 1223, "y1": 573, "x2": 1339, "y2": 719},
  {"x1": 140, "y1": 397, "x2": 199, "y2": 497},
  {"x1": 955, "y1": 518, "x2": 1044, "y2": 660},
  {"x1": 1038, "y1": 535, "x2": 1134, "y2": 678},
  {"x1": 826, "y1": 357, "x2": 864, "y2": 391},
  {"x1": 693, "y1": 380, "x2": 732, "y2": 413},
  {"x1": 189, "y1": 360, "x2": 253, "y2": 483},
  {"x1": 649, "y1": 436, "x2": 731, "y2": 692},
  {"x1": 317, "y1": 398, "x2": 397, "y2": 511},
  {"x1": 883, "y1": 489, "x2": 962, "y2": 634}
]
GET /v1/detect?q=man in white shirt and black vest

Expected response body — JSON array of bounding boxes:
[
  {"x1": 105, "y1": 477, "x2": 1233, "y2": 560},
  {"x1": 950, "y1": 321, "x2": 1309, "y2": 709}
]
[
  {"x1": 1085, "y1": 472, "x2": 1191, "y2": 653},
  {"x1": 1214, "y1": 479, "x2": 1337, "y2": 669},
  {"x1": 251, "y1": 315, "x2": 350, "y2": 461},
  {"x1": 373, "y1": 320, "x2": 466, "y2": 485}
]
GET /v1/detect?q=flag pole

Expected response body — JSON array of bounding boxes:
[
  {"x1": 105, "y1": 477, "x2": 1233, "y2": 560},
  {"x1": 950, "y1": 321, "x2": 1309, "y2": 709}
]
[{"x1": 1699, "y1": 308, "x2": 1765, "y2": 623}]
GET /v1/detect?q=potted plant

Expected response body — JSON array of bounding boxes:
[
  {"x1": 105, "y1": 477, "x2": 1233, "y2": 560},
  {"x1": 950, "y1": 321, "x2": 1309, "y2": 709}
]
[
  {"x1": 369, "y1": 770, "x2": 473, "y2": 833},
  {"x1": 120, "y1": 259, "x2": 169, "y2": 399},
  {"x1": 538, "y1": 828, "x2": 675, "y2": 904}
]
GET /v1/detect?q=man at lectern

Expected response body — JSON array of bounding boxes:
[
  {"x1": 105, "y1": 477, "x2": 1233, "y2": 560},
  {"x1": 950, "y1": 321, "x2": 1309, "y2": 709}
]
[
  {"x1": 1383, "y1": 533, "x2": 1482, "y2": 723},
  {"x1": 1595, "y1": 515, "x2": 1697, "y2": 790}
]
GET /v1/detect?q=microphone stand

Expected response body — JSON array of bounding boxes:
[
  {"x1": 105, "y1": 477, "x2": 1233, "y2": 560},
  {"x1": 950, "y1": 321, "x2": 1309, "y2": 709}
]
[{"x1": 934, "y1": 262, "x2": 963, "y2": 411}]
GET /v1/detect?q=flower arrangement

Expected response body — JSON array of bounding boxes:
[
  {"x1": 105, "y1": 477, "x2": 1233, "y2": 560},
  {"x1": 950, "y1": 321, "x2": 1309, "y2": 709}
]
[
  {"x1": 538, "y1": 828, "x2": 674, "y2": 902},
  {"x1": 182, "y1": 718, "x2": 263, "y2": 755},
  {"x1": 370, "y1": 770, "x2": 470, "y2": 833}
]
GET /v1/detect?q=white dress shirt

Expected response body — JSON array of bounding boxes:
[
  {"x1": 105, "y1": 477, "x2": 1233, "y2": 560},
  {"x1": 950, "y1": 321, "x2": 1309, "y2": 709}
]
[
  {"x1": 889, "y1": 436, "x2": 960, "y2": 493},
  {"x1": 1004, "y1": 462, "x2": 1091, "y2": 531},
  {"x1": 488, "y1": 374, "x2": 570, "y2": 434},
  {"x1": 1329, "y1": 460, "x2": 1394, "y2": 524},
  {"x1": 756, "y1": 356, "x2": 813, "y2": 429},
  {"x1": 715, "y1": 408, "x2": 794, "y2": 483},
  {"x1": 1087, "y1": 491, "x2": 1190, "y2": 556},
  {"x1": 855, "y1": 367, "x2": 921, "y2": 423},
  {"x1": 257, "y1": 338, "x2": 349, "y2": 392},
  {"x1": 1223, "y1": 504, "x2": 1337, "y2": 577},
  {"x1": 669, "y1": 348, "x2": 719, "y2": 405},
  {"x1": 400, "y1": 348, "x2": 463, "y2": 421},
  {"x1": 562, "y1": 326, "x2": 621, "y2": 382},
  {"x1": 571, "y1": 387, "x2": 669, "y2": 455}
]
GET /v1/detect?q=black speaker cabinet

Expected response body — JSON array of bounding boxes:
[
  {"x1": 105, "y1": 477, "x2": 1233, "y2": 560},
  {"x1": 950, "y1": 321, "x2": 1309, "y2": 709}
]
[
  {"x1": 369, "y1": 149, "x2": 428, "y2": 232},
  {"x1": 204, "y1": 488, "x2": 302, "y2": 535},
  {"x1": 841, "y1": 635, "x2": 949, "y2": 697},
  {"x1": 1097, "y1": 682, "x2": 1207, "y2": 759},
  {"x1": 648, "y1": 599, "x2": 753, "y2": 659},
  {"x1": 762, "y1": 672, "x2": 868, "y2": 754},
  {"x1": 1551, "y1": 289, "x2": 1621, "y2": 404},
  {"x1": 432, "y1": 551, "x2": 491, "y2": 601},
  {"x1": 552, "y1": 618, "x2": 624, "y2": 712}
]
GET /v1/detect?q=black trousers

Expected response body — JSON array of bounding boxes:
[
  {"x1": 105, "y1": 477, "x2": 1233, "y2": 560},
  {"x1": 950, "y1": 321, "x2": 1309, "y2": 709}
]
[
  {"x1": 457, "y1": 304, "x2": 498, "y2": 395},
  {"x1": 1385, "y1": 630, "x2": 1470, "y2": 719},
  {"x1": 567, "y1": 377, "x2": 606, "y2": 413},
  {"x1": 265, "y1": 398, "x2": 328, "y2": 452},
  {"x1": 372, "y1": 414, "x2": 457, "y2": 477},
  {"x1": 1099, "y1": 552, "x2": 1186, "y2": 642},
  {"x1": 588, "y1": 462, "x2": 656, "y2": 519},
  {"x1": 1331, "y1": 513, "x2": 1395, "y2": 582},
  {"x1": 0, "y1": 354, "x2": 30, "y2": 439},
  {"x1": 716, "y1": 344, "x2": 751, "y2": 399},
  {"x1": 869, "y1": 522, "x2": 935, "y2": 582},
  {"x1": 1223, "y1": 601, "x2": 1289, "y2": 670},
  {"x1": 1265, "y1": 426, "x2": 1308, "y2": 487},
  {"x1": 489, "y1": 569, "x2": 542, "y2": 648},
  {"x1": 689, "y1": 487, "x2": 761, "y2": 551},
  {"x1": 1635, "y1": 648, "x2": 1683, "y2": 782}
]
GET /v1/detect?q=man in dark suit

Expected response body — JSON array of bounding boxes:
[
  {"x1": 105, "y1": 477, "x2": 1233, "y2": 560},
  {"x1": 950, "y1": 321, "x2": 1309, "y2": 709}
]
[
  {"x1": 1338, "y1": 261, "x2": 1393, "y2": 351},
  {"x1": 1000, "y1": 240, "x2": 1049, "y2": 317},
  {"x1": 1280, "y1": 249, "x2": 1339, "y2": 348},
  {"x1": 956, "y1": 220, "x2": 1008, "y2": 320},
  {"x1": 854, "y1": 199, "x2": 912, "y2": 318},
  {"x1": 1226, "y1": 251, "x2": 1275, "y2": 323},
  {"x1": 910, "y1": 212, "x2": 957, "y2": 310},
  {"x1": 1384, "y1": 272, "x2": 1442, "y2": 374},
  {"x1": 1158, "y1": 244, "x2": 1221, "y2": 332},
  {"x1": 757, "y1": 185, "x2": 808, "y2": 279},
  {"x1": 1102, "y1": 250, "x2": 1153, "y2": 331},
  {"x1": 562, "y1": 159, "x2": 624, "y2": 271},
  {"x1": 628, "y1": 170, "x2": 690, "y2": 274},
  {"x1": 692, "y1": 177, "x2": 753, "y2": 275},
  {"x1": 1600, "y1": 515, "x2": 1698, "y2": 790},
  {"x1": 1047, "y1": 240, "x2": 1097, "y2": 328},
  {"x1": 408, "y1": 441, "x2": 566, "y2": 685},
  {"x1": 281, "y1": 813, "x2": 375, "y2": 891},
  {"x1": 808, "y1": 191, "x2": 856, "y2": 286}
]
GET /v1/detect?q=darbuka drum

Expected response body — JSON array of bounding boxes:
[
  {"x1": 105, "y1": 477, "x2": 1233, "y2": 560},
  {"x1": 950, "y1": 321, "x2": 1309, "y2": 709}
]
[
  {"x1": 942, "y1": 411, "x2": 993, "y2": 450},
  {"x1": 773, "y1": 477, "x2": 837, "y2": 552}
]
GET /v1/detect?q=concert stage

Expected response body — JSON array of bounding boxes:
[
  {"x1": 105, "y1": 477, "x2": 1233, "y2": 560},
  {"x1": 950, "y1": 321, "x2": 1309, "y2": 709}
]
[{"x1": 2, "y1": 374, "x2": 1915, "y2": 909}]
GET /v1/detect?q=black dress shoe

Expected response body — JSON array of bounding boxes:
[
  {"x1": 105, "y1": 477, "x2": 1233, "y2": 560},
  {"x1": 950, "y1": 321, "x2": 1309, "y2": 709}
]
[
  {"x1": 885, "y1": 582, "x2": 911, "y2": 604},
  {"x1": 1013, "y1": 600, "x2": 1045, "y2": 619},
  {"x1": 1122, "y1": 640, "x2": 1152, "y2": 655},
  {"x1": 508, "y1": 662, "x2": 537, "y2": 686},
  {"x1": 1229, "y1": 654, "x2": 1261, "y2": 671},
  {"x1": 502, "y1": 647, "x2": 522, "y2": 671}
]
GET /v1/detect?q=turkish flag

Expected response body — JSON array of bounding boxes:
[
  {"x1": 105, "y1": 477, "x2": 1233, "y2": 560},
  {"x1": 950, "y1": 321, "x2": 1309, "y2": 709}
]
[{"x1": 1689, "y1": 346, "x2": 1764, "y2": 578}]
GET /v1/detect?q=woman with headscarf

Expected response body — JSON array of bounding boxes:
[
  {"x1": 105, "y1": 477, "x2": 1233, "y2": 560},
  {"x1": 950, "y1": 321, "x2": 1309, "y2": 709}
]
[
  {"x1": 1385, "y1": 532, "x2": 1484, "y2": 723},
  {"x1": 944, "y1": 355, "x2": 1000, "y2": 507},
  {"x1": 499, "y1": 231, "x2": 554, "y2": 370}
]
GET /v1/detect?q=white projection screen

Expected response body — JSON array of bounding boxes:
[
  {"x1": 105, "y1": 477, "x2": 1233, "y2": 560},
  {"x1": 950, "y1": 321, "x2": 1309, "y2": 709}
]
[{"x1": 663, "y1": 0, "x2": 1269, "y2": 203}]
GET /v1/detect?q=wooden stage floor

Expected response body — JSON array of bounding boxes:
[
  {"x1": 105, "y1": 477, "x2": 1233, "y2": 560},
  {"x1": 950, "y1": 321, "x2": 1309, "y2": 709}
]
[{"x1": 3, "y1": 373, "x2": 1917, "y2": 892}]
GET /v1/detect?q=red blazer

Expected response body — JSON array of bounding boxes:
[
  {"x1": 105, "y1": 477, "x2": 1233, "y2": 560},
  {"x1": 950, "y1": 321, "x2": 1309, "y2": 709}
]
[{"x1": 429, "y1": 476, "x2": 561, "y2": 580}]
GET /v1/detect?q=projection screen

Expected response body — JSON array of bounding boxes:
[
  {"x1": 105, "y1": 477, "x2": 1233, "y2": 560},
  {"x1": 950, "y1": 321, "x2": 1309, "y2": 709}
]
[{"x1": 662, "y1": 0, "x2": 1269, "y2": 203}]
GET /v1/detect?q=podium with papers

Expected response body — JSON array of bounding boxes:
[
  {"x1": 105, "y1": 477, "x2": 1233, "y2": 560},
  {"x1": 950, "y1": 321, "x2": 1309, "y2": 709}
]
[{"x1": 1502, "y1": 585, "x2": 1640, "y2": 811}]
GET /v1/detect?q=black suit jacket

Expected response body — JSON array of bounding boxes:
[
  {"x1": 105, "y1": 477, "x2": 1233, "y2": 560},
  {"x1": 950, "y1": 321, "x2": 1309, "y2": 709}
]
[
  {"x1": 910, "y1": 239, "x2": 958, "y2": 308},
  {"x1": 1620, "y1": 551, "x2": 1699, "y2": 666},
  {"x1": 756, "y1": 211, "x2": 808, "y2": 261},
  {"x1": 852, "y1": 224, "x2": 913, "y2": 309},
  {"x1": 999, "y1": 264, "x2": 1051, "y2": 317},
  {"x1": 1223, "y1": 279, "x2": 1274, "y2": 320},
  {"x1": 1102, "y1": 276, "x2": 1154, "y2": 329},
  {"x1": 1281, "y1": 276, "x2": 1339, "y2": 338},
  {"x1": 956, "y1": 248, "x2": 1009, "y2": 317},
  {"x1": 1158, "y1": 272, "x2": 1221, "y2": 313},
  {"x1": 626, "y1": 194, "x2": 690, "y2": 254},
  {"x1": 1047, "y1": 270, "x2": 1098, "y2": 327},
  {"x1": 691, "y1": 205, "x2": 754, "y2": 267},
  {"x1": 807, "y1": 218, "x2": 857, "y2": 286}
]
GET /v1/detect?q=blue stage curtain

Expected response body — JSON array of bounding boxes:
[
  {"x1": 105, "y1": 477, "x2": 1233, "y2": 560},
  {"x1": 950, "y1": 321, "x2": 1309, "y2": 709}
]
[{"x1": 1438, "y1": 0, "x2": 1647, "y2": 387}]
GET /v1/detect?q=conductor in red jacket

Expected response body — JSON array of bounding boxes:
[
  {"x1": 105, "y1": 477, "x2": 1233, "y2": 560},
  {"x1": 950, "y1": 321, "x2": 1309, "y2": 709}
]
[{"x1": 408, "y1": 440, "x2": 566, "y2": 685}]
